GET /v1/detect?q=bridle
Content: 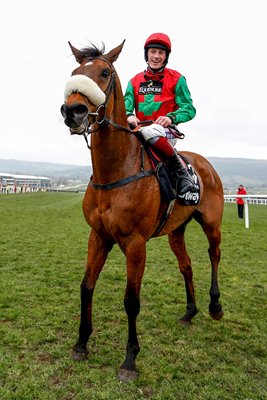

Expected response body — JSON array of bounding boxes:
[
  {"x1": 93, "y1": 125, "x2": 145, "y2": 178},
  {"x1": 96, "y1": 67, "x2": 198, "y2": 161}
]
[{"x1": 80, "y1": 56, "x2": 132, "y2": 149}]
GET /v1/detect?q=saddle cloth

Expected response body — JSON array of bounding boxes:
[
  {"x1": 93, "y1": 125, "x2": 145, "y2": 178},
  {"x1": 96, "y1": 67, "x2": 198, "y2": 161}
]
[
  {"x1": 149, "y1": 149, "x2": 200, "y2": 205},
  {"x1": 176, "y1": 155, "x2": 200, "y2": 205}
]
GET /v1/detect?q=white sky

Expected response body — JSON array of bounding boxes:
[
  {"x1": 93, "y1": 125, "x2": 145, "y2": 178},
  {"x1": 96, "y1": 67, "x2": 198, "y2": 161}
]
[{"x1": 0, "y1": 0, "x2": 266, "y2": 166}]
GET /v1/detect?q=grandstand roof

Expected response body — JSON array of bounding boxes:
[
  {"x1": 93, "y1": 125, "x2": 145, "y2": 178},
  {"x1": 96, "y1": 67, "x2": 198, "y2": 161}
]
[{"x1": 0, "y1": 172, "x2": 50, "y2": 180}]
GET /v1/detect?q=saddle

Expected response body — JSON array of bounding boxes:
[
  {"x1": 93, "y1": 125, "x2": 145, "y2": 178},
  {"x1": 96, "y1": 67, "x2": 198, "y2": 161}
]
[{"x1": 147, "y1": 146, "x2": 200, "y2": 205}]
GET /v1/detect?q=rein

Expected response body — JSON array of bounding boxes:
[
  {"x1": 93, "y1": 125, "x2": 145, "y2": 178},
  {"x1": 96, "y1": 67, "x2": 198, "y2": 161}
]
[{"x1": 82, "y1": 109, "x2": 133, "y2": 150}]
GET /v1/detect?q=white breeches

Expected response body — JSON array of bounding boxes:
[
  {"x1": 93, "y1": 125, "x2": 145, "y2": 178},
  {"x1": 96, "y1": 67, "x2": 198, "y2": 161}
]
[
  {"x1": 139, "y1": 123, "x2": 178, "y2": 146},
  {"x1": 139, "y1": 123, "x2": 166, "y2": 140}
]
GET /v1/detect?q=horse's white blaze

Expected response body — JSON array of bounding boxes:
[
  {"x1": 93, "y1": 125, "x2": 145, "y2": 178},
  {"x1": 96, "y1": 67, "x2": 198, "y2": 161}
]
[{"x1": 64, "y1": 74, "x2": 106, "y2": 106}]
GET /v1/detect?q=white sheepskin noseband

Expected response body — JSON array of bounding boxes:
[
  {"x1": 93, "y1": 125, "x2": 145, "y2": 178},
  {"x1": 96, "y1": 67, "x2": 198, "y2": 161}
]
[{"x1": 64, "y1": 74, "x2": 106, "y2": 106}]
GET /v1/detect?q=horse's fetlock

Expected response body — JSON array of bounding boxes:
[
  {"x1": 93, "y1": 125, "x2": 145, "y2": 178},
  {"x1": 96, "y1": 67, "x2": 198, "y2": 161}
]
[
  {"x1": 187, "y1": 302, "x2": 198, "y2": 315},
  {"x1": 127, "y1": 343, "x2": 140, "y2": 357}
]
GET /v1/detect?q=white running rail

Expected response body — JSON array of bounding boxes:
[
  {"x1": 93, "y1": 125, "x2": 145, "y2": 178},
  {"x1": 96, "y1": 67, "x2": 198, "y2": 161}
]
[{"x1": 224, "y1": 194, "x2": 267, "y2": 228}]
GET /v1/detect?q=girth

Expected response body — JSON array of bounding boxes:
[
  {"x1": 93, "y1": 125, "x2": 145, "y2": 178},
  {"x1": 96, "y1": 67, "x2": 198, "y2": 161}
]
[{"x1": 90, "y1": 169, "x2": 154, "y2": 190}]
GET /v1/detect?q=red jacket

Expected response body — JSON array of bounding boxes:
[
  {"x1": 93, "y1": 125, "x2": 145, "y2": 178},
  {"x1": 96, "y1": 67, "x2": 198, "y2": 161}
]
[
  {"x1": 124, "y1": 67, "x2": 196, "y2": 124},
  {"x1": 236, "y1": 188, "x2": 246, "y2": 204}
]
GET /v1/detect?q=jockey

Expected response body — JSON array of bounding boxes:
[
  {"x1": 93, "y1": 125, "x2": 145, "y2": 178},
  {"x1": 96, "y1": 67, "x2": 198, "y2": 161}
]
[{"x1": 124, "y1": 32, "x2": 197, "y2": 195}]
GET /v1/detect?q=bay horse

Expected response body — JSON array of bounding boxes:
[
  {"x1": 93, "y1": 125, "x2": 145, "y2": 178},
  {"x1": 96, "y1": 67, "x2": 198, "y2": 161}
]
[{"x1": 61, "y1": 40, "x2": 224, "y2": 382}]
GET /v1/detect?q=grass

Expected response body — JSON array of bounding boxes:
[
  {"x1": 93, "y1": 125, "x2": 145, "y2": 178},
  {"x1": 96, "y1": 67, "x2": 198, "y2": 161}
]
[{"x1": 0, "y1": 192, "x2": 266, "y2": 399}]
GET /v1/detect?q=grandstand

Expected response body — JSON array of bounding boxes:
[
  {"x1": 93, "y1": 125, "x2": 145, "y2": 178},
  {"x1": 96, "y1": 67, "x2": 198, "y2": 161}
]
[{"x1": 0, "y1": 172, "x2": 51, "y2": 193}]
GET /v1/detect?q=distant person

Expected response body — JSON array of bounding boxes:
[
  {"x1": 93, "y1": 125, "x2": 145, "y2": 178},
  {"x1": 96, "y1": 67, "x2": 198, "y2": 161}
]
[{"x1": 236, "y1": 184, "x2": 246, "y2": 219}]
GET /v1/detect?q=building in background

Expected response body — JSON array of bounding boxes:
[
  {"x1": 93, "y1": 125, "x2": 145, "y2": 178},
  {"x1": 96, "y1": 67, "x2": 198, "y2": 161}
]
[{"x1": 0, "y1": 173, "x2": 51, "y2": 193}]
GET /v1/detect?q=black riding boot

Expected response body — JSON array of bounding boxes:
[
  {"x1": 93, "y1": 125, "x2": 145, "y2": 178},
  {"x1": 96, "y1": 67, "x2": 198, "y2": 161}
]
[{"x1": 169, "y1": 153, "x2": 197, "y2": 195}]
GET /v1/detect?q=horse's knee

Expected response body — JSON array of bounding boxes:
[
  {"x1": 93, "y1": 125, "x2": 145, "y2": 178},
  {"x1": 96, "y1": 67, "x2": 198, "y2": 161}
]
[
  {"x1": 180, "y1": 263, "x2": 193, "y2": 281},
  {"x1": 80, "y1": 280, "x2": 94, "y2": 304}
]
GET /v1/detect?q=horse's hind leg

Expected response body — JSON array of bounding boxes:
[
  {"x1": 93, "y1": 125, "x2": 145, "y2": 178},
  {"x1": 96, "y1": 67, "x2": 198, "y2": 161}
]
[
  {"x1": 168, "y1": 224, "x2": 198, "y2": 325},
  {"x1": 72, "y1": 229, "x2": 113, "y2": 360},
  {"x1": 206, "y1": 226, "x2": 224, "y2": 320},
  {"x1": 194, "y1": 211, "x2": 224, "y2": 320}
]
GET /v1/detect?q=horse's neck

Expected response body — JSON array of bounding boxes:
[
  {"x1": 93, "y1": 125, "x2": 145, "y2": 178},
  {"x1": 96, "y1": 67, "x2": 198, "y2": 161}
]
[
  {"x1": 91, "y1": 123, "x2": 141, "y2": 184},
  {"x1": 91, "y1": 78, "x2": 142, "y2": 183}
]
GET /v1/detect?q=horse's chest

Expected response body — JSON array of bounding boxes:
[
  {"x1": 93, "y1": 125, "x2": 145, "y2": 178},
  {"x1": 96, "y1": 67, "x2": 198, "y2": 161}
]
[
  {"x1": 83, "y1": 189, "x2": 152, "y2": 239},
  {"x1": 83, "y1": 194, "x2": 128, "y2": 234}
]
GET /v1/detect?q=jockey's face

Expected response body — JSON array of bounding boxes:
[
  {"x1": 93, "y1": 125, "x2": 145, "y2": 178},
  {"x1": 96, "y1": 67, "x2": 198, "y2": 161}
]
[{"x1": 147, "y1": 48, "x2": 166, "y2": 70}]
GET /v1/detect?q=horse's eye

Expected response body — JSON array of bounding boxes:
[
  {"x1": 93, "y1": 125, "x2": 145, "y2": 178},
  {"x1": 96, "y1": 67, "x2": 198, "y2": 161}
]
[{"x1": 101, "y1": 69, "x2": 110, "y2": 78}]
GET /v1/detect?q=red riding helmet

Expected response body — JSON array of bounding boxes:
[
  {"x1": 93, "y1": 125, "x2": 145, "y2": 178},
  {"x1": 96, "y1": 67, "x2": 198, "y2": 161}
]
[{"x1": 144, "y1": 33, "x2": 172, "y2": 64}]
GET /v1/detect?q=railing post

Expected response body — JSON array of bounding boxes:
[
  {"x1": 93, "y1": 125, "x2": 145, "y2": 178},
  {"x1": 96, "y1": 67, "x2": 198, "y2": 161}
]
[{"x1": 244, "y1": 200, "x2": 249, "y2": 229}]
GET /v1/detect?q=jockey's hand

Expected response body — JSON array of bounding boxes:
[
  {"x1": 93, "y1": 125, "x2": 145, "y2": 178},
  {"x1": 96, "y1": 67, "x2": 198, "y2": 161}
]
[
  {"x1": 155, "y1": 116, "x2": 172, "y2": 128},
  {"x1": 127, "y1": 115, "x2": 140, "y2": 129}
]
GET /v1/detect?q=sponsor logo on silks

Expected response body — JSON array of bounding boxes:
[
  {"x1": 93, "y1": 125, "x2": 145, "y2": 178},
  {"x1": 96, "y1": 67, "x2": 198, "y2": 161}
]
[
  {"x1": 139, "y1": 81, "x2": 163, "y2": 95},
  {"x1": 178, "y1": 191, "x2": 200, "y2": 203}
]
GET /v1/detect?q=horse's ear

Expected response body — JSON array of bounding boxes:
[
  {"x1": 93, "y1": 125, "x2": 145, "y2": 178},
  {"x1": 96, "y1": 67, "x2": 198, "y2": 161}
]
[
  {"x1": 105, "y1": 40, "x2": 126, "y2": 64},
  {"x1": 68, "y1": 41, "x2": 84, "y2": 64}
]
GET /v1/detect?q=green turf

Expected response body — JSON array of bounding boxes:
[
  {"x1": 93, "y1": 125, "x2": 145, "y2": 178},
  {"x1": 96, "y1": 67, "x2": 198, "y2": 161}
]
[{"x1": 0, "y1": 193, "x2": 266, "y2": 399}]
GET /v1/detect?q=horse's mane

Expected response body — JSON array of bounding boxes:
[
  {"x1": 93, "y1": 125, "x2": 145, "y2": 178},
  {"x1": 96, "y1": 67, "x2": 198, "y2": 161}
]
[{"x1": 79, "y1": 42, "x2": 105, "y2": 60}]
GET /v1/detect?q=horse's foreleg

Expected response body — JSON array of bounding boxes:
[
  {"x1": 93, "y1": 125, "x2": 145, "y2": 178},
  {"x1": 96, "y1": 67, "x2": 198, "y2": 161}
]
[
  {"x1": 72, "y1": 229, "x2": 113, "y2": 360},
  {"x1": 168, "y1": 227, "x2": 198, "y2": 325},
  {"x1": 118, "y1": 240, "x2": 146, "y2": 382}
]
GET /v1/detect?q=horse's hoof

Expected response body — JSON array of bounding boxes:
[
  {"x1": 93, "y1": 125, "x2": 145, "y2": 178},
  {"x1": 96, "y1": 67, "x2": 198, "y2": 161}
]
[
  {"x1": 118, "y1": 368, "x2": 139, "y2": 382},
  {"x1": 179, "y1": 305, "x2": 198, "y2": 325},
  {"x1": 71, "y1": 347, "x2": 89, "y2": 361},
  {"x1": 179, "y1": 318, "x2": 192, "y2": 326},
  {"x1": 209, "y1": 308, "x2": 224, "y2": 321}
]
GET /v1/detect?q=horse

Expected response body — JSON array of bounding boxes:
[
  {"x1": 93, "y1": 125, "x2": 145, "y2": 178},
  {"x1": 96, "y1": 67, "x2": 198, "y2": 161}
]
[{"x1": 60, "y1": 40, "x2": 224, "y2": 382}]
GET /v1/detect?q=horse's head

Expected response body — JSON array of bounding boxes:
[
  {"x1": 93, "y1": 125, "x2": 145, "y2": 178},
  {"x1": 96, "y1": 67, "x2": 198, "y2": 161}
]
[{"x1": 61, "y1": 40, "x2": 125, "y2": 135}]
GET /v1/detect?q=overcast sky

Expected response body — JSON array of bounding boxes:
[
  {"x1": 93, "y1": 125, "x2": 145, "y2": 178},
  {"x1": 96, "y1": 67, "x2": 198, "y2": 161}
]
[{"x1": 0, "y1": 0, "x2": 266, "y2": 166}]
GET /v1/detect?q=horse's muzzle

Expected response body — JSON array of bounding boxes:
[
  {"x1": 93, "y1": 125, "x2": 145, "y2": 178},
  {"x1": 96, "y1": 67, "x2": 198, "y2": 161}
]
[{"x1": 60, "y1": 103, "x2": 89, "y2": 134}]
